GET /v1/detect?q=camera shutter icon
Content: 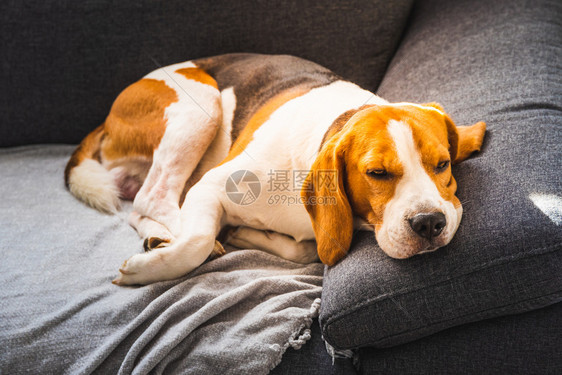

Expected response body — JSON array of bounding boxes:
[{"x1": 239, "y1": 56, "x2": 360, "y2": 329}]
[{"x1": 225, "y1": 170, "x2": 261, "y2": 205}]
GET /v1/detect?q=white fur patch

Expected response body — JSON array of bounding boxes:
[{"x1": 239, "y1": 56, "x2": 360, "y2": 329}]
[
  {"x1": 68, "y1": 159, "x2": 120, "y2": 213},
  {"x1": 387, "y1": 119, "x2": 442, "y2": 206},
  {"x1": 196, "y1": 86, "x2": 236, "y2": 171},
  {"x1": 377, "y1": 120, "x2": 460, "y2": 258},
  {"x1": 220, "y1": 87, "x2": 236, "y2": 141},
  {"x1": 143, "y1": 61, "x2": 197, "y2": 79}
]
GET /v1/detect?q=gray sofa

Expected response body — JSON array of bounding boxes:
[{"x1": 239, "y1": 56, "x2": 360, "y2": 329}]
[{"x1": 1, "y1": 0, "x2": 560, "y2": 374}]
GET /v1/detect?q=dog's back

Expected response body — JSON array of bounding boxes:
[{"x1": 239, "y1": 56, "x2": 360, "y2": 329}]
[{"x1": 64, "y1": 54, "x2": 341, "y2": 212}]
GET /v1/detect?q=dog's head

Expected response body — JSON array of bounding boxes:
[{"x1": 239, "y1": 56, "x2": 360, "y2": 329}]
[{"x1": 302, "y1": 103, "x2": 486, "y2": 265}]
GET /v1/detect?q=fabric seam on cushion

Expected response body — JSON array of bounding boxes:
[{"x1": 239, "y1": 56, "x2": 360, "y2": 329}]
[{"x1": 323, "y1": 242, "x2": 561, "y2": 326}]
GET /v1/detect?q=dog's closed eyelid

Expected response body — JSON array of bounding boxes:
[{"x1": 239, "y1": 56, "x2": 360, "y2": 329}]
[
  {"x1": 367, "y1": 168, "x2": 387, "y2": 175},
  {"x1": 438, "y1": 159, "x2": 450, "y2": 167},
  {"x1": 435, "y1": 160, "x2": 450, "y2": 172},
  {"x1": 366, "y1": 168, "x2": 393, "y2": 180}
]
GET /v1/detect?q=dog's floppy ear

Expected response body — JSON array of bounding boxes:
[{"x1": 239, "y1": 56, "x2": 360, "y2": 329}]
[
  {"x1": 446, "y1": 117, "x2": 487, "y2": 164},
  {"x1": 424, "y1": 103, "x2": 486, "y2": 164},
  {"x1": 301, "y1": 134, "x2": 353, "y2": 266}
]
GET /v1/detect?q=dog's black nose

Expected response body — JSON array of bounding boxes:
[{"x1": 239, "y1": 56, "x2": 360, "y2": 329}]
[{"x1": 408, "y1": 212, "x2": 446, "y2": 240}]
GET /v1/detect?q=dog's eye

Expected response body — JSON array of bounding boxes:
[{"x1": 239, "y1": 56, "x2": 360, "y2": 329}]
[
  {"x1": 436, "y1": 160, "x2": 450, "y2": 172},
  {"x1": 367, "y1": 169, "x2": 390, "y2": 179}
]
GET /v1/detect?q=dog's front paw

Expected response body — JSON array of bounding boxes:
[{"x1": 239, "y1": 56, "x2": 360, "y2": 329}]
[{"x1": 112, "y1": 253, "x2": 152, "y2": 286}]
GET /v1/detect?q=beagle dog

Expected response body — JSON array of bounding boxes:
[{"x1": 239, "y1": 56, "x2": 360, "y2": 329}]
[{"x1": 65, "y1": 54, "x2": 486, "y2": 285}]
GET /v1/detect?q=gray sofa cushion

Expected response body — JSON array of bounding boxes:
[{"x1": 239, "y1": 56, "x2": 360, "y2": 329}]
[
  {"x1": 320, "y1": 0, "x2": 562, "y2": 349},
  {"x1": 358, "y1": 302, "x2": 562, "y2": 374},
  {"x1": 0, "y1": 0, "x2": 413, "y2": 147}
]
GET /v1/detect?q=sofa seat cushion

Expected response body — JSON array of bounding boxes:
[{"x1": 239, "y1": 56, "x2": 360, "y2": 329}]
[
  {"x1": 358, "y1": 302, "x2": 562, "y2": 374},
  {"x1": 320, "y1": 0, "x2": 562, "y2": 349}
]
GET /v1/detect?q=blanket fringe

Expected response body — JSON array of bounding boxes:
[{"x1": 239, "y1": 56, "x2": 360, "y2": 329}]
[
  {"x1": 288, "y1": 298, "x2": 321, "y2": 349},
  {"x1": 268, "y1": 297, "x2": 322, "y2": 374}
]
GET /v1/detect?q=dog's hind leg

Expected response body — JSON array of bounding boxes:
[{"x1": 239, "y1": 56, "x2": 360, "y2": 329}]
[{"x1": 132, "y1": 67, "x2": 222, "y2": 238}]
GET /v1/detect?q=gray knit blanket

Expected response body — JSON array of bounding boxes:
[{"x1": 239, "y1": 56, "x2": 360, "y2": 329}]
[{"x1": 0, "y1": 145, "x2": 324, "y2": 374}]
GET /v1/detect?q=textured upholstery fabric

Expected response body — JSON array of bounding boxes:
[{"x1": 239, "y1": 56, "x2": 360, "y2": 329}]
[
  {"x1": 270, "y1": 319, "x2": 358, "y2": 375},
  {"x1": 358, "y1": 302, "x2": 562, "y2": 374},
  {"x1": 0, "y1": 0, "x2": 413, "y2": 147},
  {"x1": 320, "y1": 0, "x2": 562, "y2": 350}
]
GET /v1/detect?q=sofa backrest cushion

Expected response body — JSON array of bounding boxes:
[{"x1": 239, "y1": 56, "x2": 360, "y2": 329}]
[{"x1": 0, "y1": 0, "x2": 413, "y2": 147}]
